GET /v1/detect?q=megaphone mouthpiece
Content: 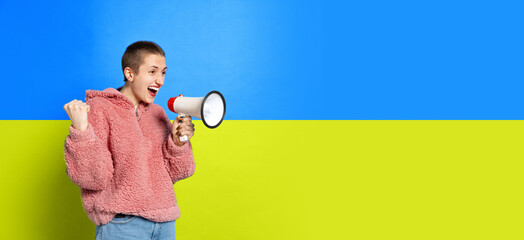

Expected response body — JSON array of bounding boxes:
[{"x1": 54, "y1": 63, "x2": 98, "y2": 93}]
[{"x1": 167, "y1": 97, "x2": 178, "y2": 113}]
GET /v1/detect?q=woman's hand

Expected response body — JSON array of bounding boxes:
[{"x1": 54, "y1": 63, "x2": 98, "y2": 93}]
[
  {"x1": 172, "y1": 115, "x2": 195, "y2": 146},
  {"x1": 64, "y1": 100, "x2": 90, "y2": 131}
]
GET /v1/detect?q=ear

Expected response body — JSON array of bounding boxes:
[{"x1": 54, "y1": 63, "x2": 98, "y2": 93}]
[{"x1": 124, "y1": 67, "x2": 134, "y2": 82}]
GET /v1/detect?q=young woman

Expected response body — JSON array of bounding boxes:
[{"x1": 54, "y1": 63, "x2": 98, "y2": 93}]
[{"x1": 64, "y1": 41, "x2": 195, "y2": 240}]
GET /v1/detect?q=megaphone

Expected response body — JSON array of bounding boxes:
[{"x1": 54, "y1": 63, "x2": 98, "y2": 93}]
[{"x1": 168, "y1": 90, "x2": 226, "y2": 142}]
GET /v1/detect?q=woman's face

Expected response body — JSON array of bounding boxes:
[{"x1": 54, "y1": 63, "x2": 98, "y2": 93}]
[{"x1": 129, "y1": 53, "x2": 167, "y2": 104}]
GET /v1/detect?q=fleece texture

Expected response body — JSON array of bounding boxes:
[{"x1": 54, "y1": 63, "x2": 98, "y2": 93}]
[{"x1": 64, "y1": 88, "x2": 195, "y2": 226}]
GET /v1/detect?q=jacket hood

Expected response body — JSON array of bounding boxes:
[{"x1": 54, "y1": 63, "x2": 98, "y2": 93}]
[{"x1": 85, "y1": 87, "x2": 151, "y2": 111}]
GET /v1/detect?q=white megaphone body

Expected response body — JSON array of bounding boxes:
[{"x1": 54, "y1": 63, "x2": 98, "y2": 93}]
[{"x1": 167, "y1": 91, "x2": 226, "y2": 142}]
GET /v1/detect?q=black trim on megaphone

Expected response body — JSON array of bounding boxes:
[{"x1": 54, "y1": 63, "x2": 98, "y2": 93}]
[{"x1": 201, "y1": 90, "x2": 226, "y2": 129}]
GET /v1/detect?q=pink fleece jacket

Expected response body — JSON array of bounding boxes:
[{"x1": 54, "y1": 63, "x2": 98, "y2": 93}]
[{"x1": 64, "y1": 88, "x2": 195, "y2": 226}]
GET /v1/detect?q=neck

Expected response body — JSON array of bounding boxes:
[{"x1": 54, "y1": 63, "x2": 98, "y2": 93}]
[{"x1": 119, "y1": 83, "x2": 140, "y2": 109}]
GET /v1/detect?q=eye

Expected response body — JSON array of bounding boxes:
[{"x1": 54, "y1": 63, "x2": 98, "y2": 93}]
[
  {"x1": 162, "y1": 71, "x2": 166, "y2": 75},
  {"x1": 149, "y1": 70, "x2": 155, "y2": 74}
]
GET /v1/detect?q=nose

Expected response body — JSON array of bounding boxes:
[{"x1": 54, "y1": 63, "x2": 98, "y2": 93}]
[{"x1": 156, "y1": 75, "x2": 164, "y2": 86}]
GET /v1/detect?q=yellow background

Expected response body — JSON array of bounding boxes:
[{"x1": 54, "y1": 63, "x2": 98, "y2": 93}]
[{"x1": 0, "y1": 120, "x2": 522, "y2": 239}]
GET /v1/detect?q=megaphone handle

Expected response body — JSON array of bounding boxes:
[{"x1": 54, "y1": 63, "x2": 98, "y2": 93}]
[{"x1": 178, "y1": 113, "x2": 189, "y2": 142}]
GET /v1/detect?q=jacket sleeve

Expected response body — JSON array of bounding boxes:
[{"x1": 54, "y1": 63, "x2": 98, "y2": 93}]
[
  {"x1": 161, "y1": 111, "x2": 196, "y2": 184},
  {"x1": 64, "y1": 100, "x2": 114, "y2": 190}
]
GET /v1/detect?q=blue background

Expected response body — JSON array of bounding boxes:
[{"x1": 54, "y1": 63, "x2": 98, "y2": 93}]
[{"x1": 1, "y1": 0, "x2": 523, "y2": 120}]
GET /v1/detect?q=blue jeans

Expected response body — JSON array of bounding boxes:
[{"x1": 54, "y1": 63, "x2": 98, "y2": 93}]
[{"x1": 95, "y1": 215, "x2": 176, "y2": 240}]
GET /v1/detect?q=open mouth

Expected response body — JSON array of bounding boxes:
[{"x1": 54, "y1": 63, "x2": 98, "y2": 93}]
[{"x1": 148, "y1": 86, "x2": 159, "y2": 96}]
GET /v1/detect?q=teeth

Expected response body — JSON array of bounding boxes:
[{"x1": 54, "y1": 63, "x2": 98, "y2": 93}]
[{"x1": 148, "y1": 87, "x2": 159, "y2": 92}]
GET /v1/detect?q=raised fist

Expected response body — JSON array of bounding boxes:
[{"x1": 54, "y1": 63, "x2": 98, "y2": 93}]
[{"x1": 64, "y1": 100, "x2": 90, "y2": 131}]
